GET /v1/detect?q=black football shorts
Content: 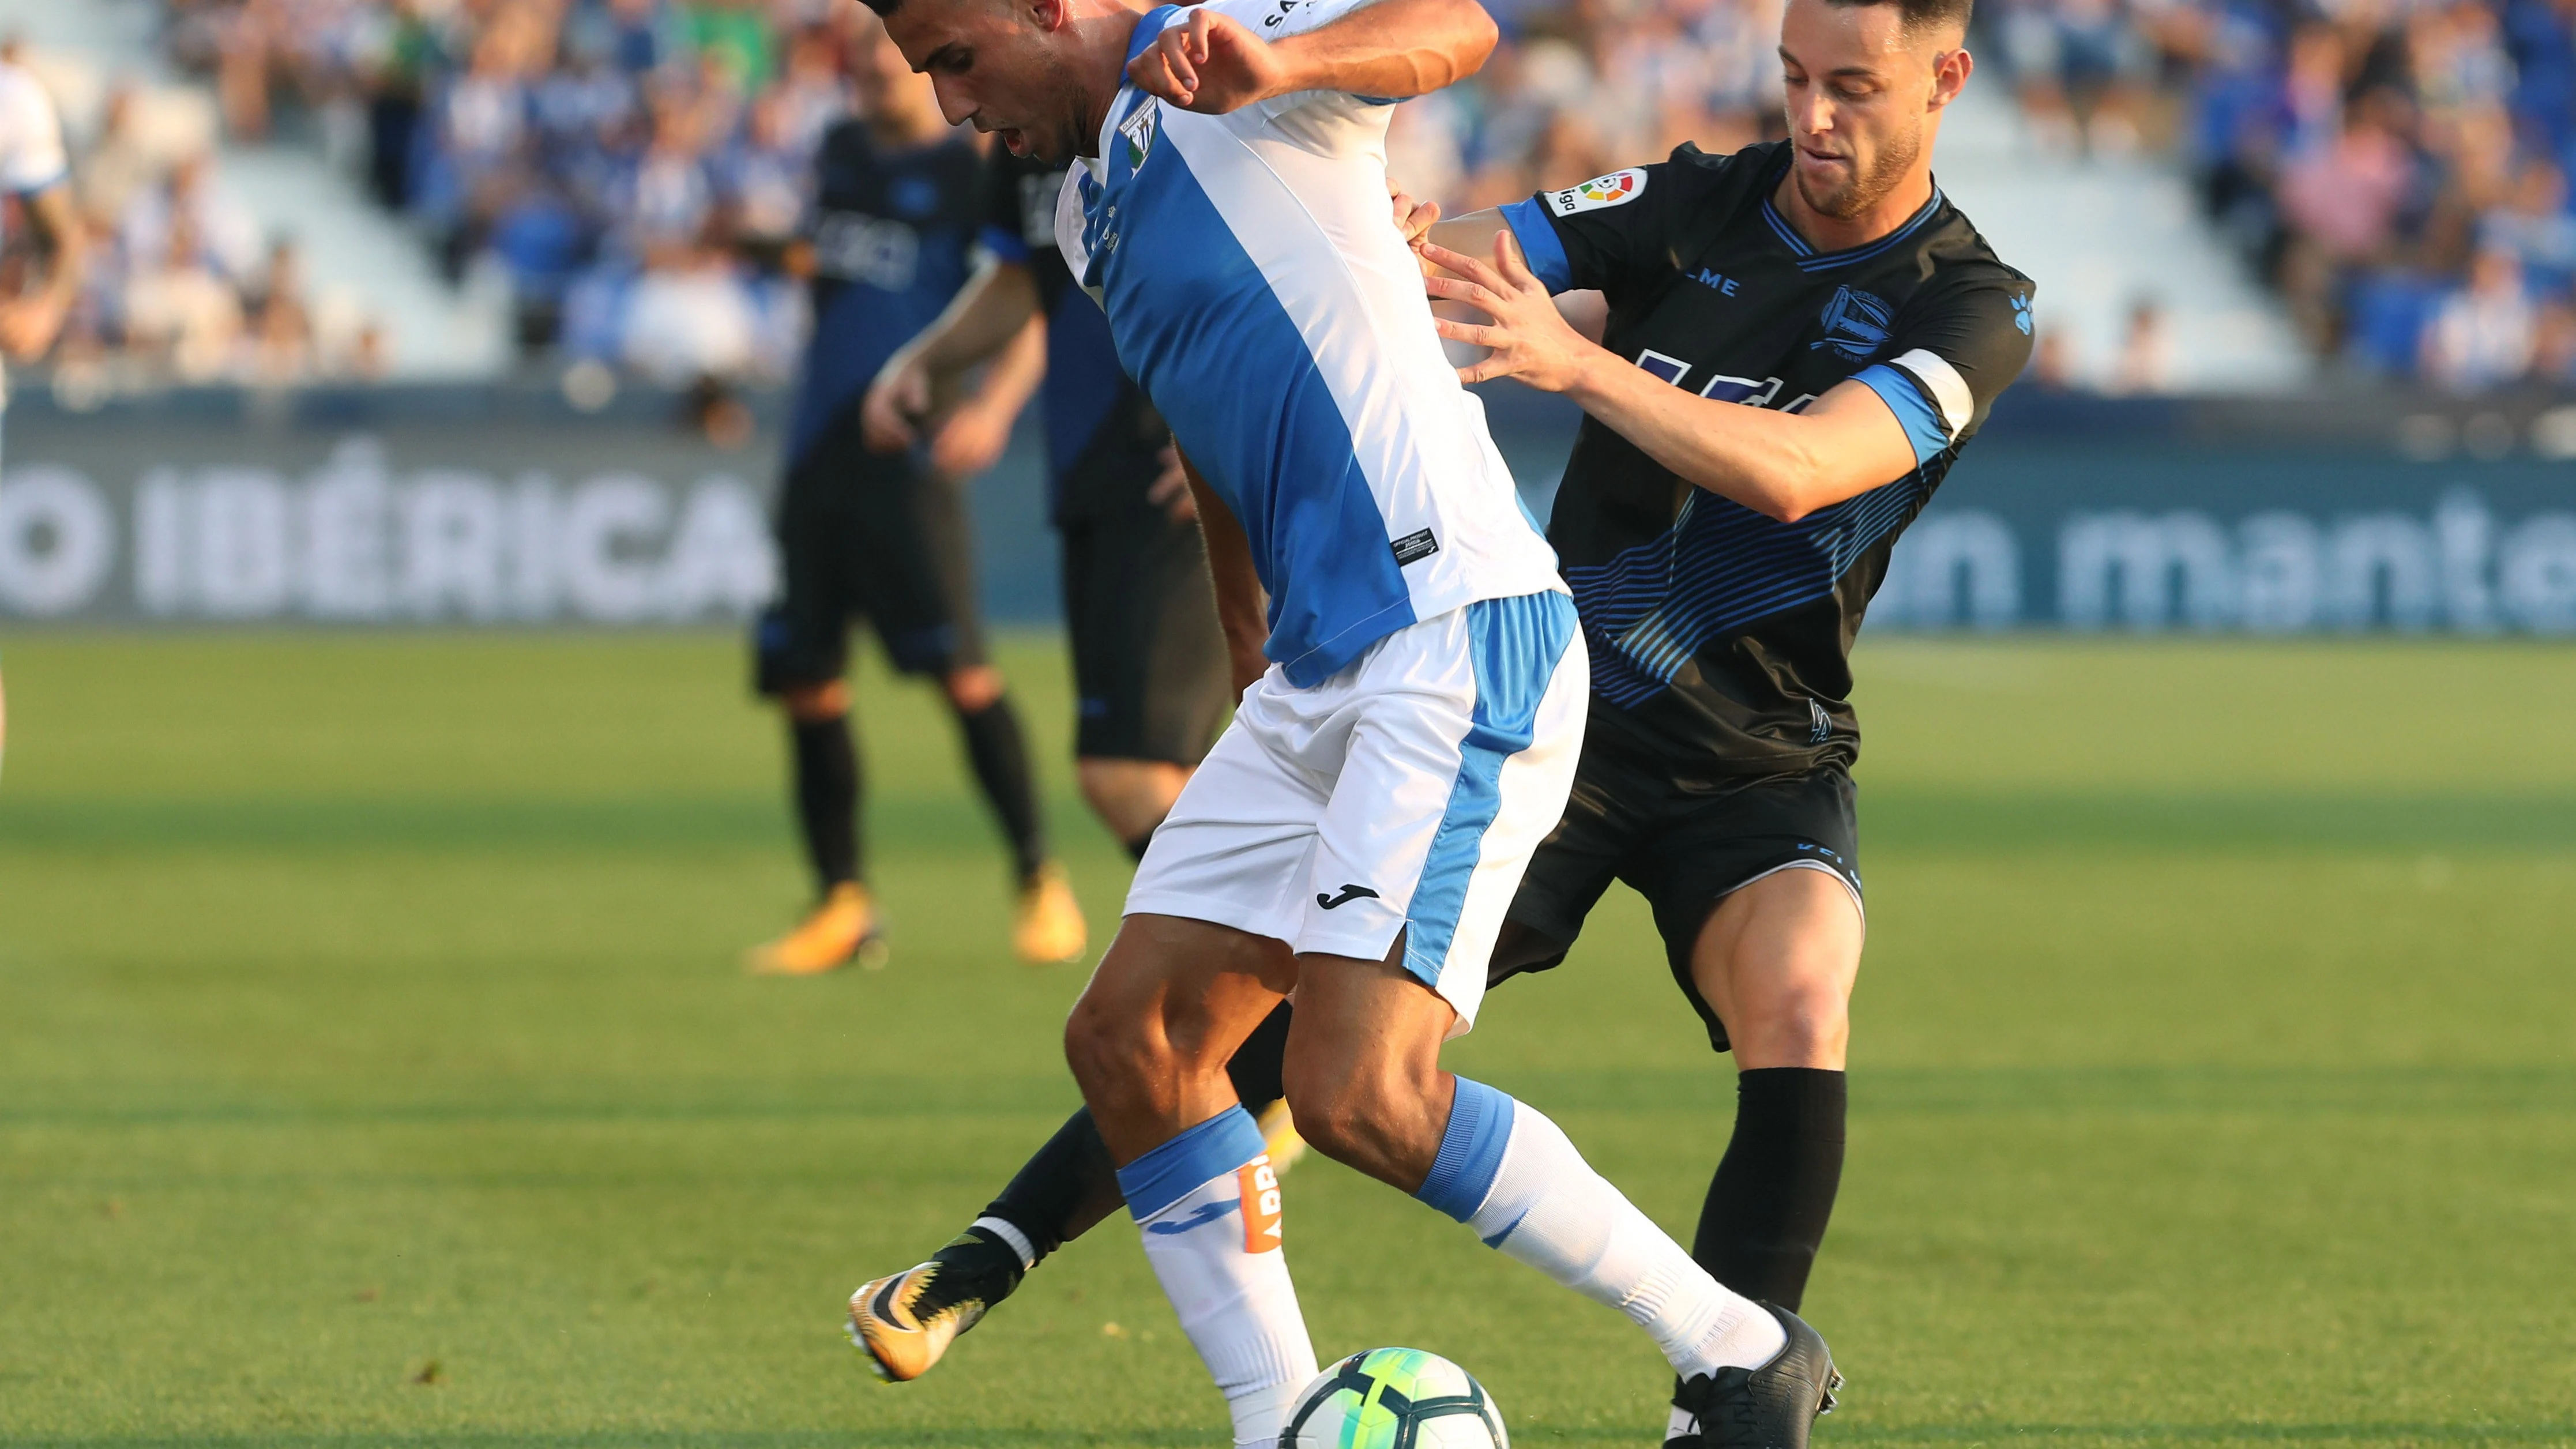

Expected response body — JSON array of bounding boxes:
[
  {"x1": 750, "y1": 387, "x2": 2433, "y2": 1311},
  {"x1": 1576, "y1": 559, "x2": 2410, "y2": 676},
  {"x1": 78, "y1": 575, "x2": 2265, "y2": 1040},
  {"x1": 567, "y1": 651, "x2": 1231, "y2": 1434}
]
[
  {"x1": 1059, "y1": 504, "x2": 1230, "y2": 764},
  {"x1": 1495, "y1": 733, "x2": 1862, "y2": 1053},
  {"x1": 753, "y1": 412, "x2": 984, "y2": 693}
]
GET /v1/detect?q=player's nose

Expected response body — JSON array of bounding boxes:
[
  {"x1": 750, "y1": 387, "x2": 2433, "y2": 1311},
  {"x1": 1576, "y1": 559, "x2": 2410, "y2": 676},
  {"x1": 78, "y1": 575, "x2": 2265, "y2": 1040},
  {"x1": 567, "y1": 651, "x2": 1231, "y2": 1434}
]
[{"x1": 931, "y1": 77, "x2": 976, "y2": 128}]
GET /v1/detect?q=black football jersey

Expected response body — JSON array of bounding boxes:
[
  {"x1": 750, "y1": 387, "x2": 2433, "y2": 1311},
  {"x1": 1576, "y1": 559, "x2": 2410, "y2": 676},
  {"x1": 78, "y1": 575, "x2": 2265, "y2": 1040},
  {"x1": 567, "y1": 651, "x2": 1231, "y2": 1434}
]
[
  {"x1": 980, "y1": 149, "x2": 1169, "y2": 524},
  {"x1": 789, "y1": 121, "x2": 984, "y2": 465},
  {"x1": 1501, "y1": 140, "x2": 2035, "y2": 774}
]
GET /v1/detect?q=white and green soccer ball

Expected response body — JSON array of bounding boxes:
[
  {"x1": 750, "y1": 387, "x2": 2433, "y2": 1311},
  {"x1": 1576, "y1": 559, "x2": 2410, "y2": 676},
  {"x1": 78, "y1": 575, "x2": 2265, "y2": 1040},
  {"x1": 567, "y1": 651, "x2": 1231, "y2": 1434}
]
[{"x1": 1280, "y1": 1347, "x2": 1508, "y2": 1449}]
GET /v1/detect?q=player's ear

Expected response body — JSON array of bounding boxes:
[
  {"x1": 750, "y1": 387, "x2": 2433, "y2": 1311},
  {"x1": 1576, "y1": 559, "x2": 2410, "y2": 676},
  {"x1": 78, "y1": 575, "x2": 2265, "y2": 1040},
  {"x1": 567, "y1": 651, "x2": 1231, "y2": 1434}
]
[
  {"x1": 1029, "y1": 0, "x2": 1069, "y2": 32},
  {"x1": 1926, "y1": 44, "x2": 1972, "y2": 111}
]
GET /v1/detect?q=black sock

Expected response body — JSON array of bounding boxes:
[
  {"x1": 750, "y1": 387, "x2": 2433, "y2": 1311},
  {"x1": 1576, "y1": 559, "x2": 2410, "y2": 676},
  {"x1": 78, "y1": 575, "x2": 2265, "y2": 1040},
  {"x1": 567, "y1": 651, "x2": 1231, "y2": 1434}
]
[
  {"x1": 954, "y1": 694, "x2": 1046, "y2": 881},
  {"x1": 1225, "y1": 1002, "x2": 1293, "y2": 1114},
  {"x1": 917, "y1": 1003, "x2": 1299, "y2": 1326},
  {"x1": 1690, "y1": 1067, "x2": 1847, "y2": 1312},
  {"x1": 913, "y1": 1106, "x2": 1123, "y2": 1324},
  {"x1": 788, "y1": 715, "x2": 859, "y2": 892}
]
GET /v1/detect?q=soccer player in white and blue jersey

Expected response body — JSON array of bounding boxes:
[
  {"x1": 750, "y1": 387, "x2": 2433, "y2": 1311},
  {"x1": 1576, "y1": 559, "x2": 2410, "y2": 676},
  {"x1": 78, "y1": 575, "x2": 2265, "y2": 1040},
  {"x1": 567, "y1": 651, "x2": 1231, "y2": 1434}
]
[{"x1": 860, "y1": 0, "x2": 1837, "y2": 1443}]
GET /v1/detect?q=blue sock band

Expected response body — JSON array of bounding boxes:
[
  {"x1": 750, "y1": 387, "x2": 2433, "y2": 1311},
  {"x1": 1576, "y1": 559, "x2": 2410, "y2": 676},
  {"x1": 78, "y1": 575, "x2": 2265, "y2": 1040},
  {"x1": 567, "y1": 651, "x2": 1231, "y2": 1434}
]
[
  {"x1": 1415, "y1": 1077, "x2": 1516, "y2": 1222},
  {"x1": 1116, "y1": 1105, "x2": 1267, "y2": 1223}
]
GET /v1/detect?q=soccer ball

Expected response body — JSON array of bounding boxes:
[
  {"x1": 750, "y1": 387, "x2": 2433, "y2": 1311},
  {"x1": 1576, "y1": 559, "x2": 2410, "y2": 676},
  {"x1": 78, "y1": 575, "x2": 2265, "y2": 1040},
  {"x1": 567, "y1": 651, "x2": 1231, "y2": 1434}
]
[{"x1": 1281, "y1": 1347, "x2": 1508, "y2": 1449}]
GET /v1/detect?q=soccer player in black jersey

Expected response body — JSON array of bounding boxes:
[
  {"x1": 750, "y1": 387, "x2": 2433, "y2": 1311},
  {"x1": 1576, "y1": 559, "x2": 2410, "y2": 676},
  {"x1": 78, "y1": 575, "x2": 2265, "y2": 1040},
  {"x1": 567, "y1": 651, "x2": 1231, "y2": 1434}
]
[
  {"x1": 862, "y1": 148, "x2": 1240, "y2": 863},
  {"x1": 747, "y1": 17, "x2": 1086, "y2": 974},
  {"x1": 844, "y1": 0, "x2": 2026, "y2": 1442}
]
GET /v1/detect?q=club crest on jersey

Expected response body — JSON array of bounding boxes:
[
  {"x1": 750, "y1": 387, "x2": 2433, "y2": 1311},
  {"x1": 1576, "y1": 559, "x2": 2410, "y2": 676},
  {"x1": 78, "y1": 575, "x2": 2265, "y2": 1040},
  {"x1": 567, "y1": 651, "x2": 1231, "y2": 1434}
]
[
  {"x1": 1119, "y1": 100, "x2": 1160, "y2": 170},
  {"x1": 1544, "y1": 168, "x2": 1646, "y2": 216},
  {"x1": 1812, "y1": 284, "x2": 1891, "y2": 362}
]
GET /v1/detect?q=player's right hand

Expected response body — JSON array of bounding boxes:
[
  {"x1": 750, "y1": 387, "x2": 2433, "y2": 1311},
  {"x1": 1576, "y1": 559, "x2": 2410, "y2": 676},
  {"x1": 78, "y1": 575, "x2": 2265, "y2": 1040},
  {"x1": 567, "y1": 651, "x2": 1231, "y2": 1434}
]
[
  {"x1": 861, "y1": 353, "x2": 931, "y2": 454},
  {"x1": 1127, "y1": 7, "x2": 1290, "y2": 114}
]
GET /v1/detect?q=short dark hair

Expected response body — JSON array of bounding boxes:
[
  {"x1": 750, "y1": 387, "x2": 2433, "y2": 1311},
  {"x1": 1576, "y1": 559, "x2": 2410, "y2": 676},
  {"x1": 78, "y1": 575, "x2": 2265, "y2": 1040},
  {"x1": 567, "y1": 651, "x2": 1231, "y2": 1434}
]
[
  {"x1": 1822, "y1": 0, "x2": 1972, "y2": 41},
  {"x1": 858, "y1": 0, "x2": 898, "y2": 16}
]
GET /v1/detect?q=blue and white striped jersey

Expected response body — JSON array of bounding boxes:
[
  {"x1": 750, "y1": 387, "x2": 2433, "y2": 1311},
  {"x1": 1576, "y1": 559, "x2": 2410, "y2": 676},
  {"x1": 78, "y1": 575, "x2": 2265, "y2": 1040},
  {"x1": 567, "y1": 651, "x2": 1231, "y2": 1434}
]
[{"x1": 1056, "y1": 0, "x2": 1564, "y2": 688}]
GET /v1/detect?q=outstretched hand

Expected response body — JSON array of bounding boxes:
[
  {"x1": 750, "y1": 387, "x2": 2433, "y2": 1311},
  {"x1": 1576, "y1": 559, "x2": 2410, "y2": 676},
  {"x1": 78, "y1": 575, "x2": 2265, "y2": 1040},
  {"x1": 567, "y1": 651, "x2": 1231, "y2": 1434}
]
[
  {"x1": 1419, "y1": 232, "x2": 1595, "y2": 392},
  {"x1": 1127, "y1": 7, "x2": 1295, "y2": 114},
  {"x1": 861, "y1": 354, "x2": 932, "y2": 454}
]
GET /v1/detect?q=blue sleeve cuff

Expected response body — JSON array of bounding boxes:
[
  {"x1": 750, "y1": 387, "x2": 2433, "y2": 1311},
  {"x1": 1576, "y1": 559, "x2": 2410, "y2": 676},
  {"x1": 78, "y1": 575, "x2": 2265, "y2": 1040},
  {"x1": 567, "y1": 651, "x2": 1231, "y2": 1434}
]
[
  {"x1": 1853, "y1": 362, "x2": 1950, "y2": 466},
  {"x1": 1498, "y1": 197, "x2": 1573, "y2": 294},
  {"x1": 976, "y1": 223, "x2": 1032, "y2": 265}
]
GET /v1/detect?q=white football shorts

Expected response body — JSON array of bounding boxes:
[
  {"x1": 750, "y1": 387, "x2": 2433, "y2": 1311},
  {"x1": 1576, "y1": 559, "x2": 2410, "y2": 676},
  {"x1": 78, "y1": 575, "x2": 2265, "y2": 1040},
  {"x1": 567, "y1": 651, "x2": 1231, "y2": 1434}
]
[{"x1": 1125, "y1": 591, "x2": 1587, "y2": 1033}]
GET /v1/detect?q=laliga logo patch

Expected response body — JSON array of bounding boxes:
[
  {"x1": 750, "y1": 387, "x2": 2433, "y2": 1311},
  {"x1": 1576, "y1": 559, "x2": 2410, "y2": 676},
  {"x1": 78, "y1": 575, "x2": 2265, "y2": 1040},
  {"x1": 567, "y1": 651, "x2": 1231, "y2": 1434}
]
[
  {"x1": 1238, "y1": 1157, "x2": 1283, "y2": 1253},
  {"x1": 1545, "y1": 168, "x2": 1646, "y2": 216},
  {"x1": 1119, "y1": 101, "x2": 1160, "y2": 170}
]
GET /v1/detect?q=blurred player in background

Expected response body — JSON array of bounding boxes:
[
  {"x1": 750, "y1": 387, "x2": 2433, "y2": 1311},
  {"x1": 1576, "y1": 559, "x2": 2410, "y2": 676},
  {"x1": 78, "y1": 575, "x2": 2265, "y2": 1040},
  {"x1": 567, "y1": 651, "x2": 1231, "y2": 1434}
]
[
  {"x1": 747, "y1": 11, "x2": 1085, "y2": 975},
  {"x1": 862, "y1": 146, "x2": 1236, "y2": 863},
  {"x1": 0, "y1": 52, "x2": 87, "y2": 786}
]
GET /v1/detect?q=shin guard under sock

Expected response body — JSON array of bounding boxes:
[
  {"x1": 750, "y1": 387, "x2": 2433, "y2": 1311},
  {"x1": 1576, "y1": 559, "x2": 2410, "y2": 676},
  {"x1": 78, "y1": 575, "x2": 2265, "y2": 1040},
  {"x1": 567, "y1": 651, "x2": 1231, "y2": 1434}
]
[
  {"x1": 788, "y1": 714, "x2": 859, "y2": 890},
  {"x1": 1417, "y1": 1077, "x2": 1785, "y2": 1378},
  {"x1": 1691, "y1": 1067, "x2": 1847, "y2": 1311},
  {"x1": 1119, "y1": 1108, "x2": 1316, "y2": 1449}
]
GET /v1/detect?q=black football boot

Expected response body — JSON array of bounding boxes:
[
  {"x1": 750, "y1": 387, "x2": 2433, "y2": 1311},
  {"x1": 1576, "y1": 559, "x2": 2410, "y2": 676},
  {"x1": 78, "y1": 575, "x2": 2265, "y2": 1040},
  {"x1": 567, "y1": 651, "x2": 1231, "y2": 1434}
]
[{"x1": 1667, "y1": 1304, "x2": 1840, "y2": 1449}]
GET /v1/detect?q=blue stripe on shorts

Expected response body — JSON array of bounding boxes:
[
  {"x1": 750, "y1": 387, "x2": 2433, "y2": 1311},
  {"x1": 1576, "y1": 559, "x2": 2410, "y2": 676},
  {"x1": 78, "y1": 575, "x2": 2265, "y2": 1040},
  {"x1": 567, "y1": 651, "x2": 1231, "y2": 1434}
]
[{"x1": 1401, "y1": 592, "x2": 1577, "y2": 988}]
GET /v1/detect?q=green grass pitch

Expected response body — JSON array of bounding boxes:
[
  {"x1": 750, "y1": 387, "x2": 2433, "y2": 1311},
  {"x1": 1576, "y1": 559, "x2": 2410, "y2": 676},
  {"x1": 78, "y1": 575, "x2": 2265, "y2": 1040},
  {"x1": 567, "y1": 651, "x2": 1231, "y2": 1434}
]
[{"x1": 2, "y1": 633, "x2": 2571, "y2": 1447}]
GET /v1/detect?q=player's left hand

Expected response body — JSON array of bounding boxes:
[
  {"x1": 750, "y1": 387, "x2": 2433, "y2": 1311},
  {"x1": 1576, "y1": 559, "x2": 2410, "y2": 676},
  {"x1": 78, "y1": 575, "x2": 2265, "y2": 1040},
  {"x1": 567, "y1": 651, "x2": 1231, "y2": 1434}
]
[
  {"x1": 1127, "y1": 7, "x2": 1293, "y2": 114},
  {"x1": 1146, "y1": 443, "x2": 1198, "y2": 522},
  {"x1": 930, "y1": 400, "x2": 1014, "y2": 479},
  {"x1": 1419, "y1": 232, "x2": 1595, "y2": 392},
  {"x1": 1389, "y1": 180, "x2": 1441, "y2": 274}
]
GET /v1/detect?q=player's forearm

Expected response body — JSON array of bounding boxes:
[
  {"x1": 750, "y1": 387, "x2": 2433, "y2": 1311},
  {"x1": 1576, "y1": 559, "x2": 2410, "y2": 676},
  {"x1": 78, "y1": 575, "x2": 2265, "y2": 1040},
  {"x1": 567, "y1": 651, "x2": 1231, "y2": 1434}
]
[
  {"x1": 967, "y1": 315, "x2": 1047, "y2": 423},
  {"x1": 906, "y1": 259, "x2": 1041, "y2": 380},
  {"x1": 22, "y1": 185, "x2": 84, "y2": 307},
  {"x1": 1274, "y1": 0, "x2": 1496, "y2": 100},
  {"x1": 1563, "y1": 353, "x2": 1878, "y2": 524},
  {"x1": 1180, "y1": 453, "x2": 1271, "y2": 691}
]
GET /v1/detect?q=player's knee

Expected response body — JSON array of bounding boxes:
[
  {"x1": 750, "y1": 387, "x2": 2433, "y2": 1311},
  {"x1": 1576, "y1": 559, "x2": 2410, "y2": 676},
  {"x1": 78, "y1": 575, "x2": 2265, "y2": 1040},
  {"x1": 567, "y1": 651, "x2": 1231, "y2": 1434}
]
[
  {"x1": 780, "y1": 680, "x2": 848, "y2": 722},
  {"x1": 1277, "y1": 1046, "x2": 1417, "y2": 1167},
  {"x1": 944, "y1": 665, "x2": 1004, "y2": 713},
  {"x1": 1077, "y1": 758, "x2": 1186, "y2": 841},
  {"x1": 1062, "y1": 988, "x2": 1158, "y2": 1102},
  {"x1": 1729, "y1": 972, "x2": 1851, "y2": 1066}
]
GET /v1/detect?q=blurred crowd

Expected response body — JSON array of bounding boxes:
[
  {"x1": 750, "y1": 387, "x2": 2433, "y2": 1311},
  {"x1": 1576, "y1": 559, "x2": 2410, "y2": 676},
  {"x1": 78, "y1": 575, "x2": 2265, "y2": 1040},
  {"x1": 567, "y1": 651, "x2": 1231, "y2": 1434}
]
[
  {"x1": 119, "y1": 0, "x2": 2576, "y2": 394},
  {"x1": 1973, "y1": 0, "x2": 2576, "y2": 393},
  {"x1": 1, "y1": 43, "x2": 385, "y2": 398},
  {"x1": 150, "y1": 0, "x2": 1804, "y2": 387}
]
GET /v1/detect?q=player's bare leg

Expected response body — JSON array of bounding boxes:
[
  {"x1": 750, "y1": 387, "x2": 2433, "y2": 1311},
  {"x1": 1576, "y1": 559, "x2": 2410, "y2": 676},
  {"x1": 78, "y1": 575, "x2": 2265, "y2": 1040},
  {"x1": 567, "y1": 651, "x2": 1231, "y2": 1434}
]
[
  {"x1": 1077, "y1": 758, "x2": 1190, "y2": 850},
  {"x1": 1691, "y1": 867, "x2": 1863, "y2": 1073},
  {"x1": 1656, "y1": 868, "x2": 1862, "y2": 1446},
  {"x1": 1071, "y1": 922, "x2": 1826, "y2": 1449}
]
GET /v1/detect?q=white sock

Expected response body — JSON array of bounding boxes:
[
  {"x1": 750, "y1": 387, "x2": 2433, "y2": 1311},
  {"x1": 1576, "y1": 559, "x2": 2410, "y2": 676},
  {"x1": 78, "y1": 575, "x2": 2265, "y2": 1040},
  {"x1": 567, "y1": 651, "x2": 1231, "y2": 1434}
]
[
  {"x1": 1415, "y1": 1078, "x2": 1787, "y2": 1378},
  {"x1": 1118, "y1": 1106, "x2": 1319, "y2": 1449}
]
